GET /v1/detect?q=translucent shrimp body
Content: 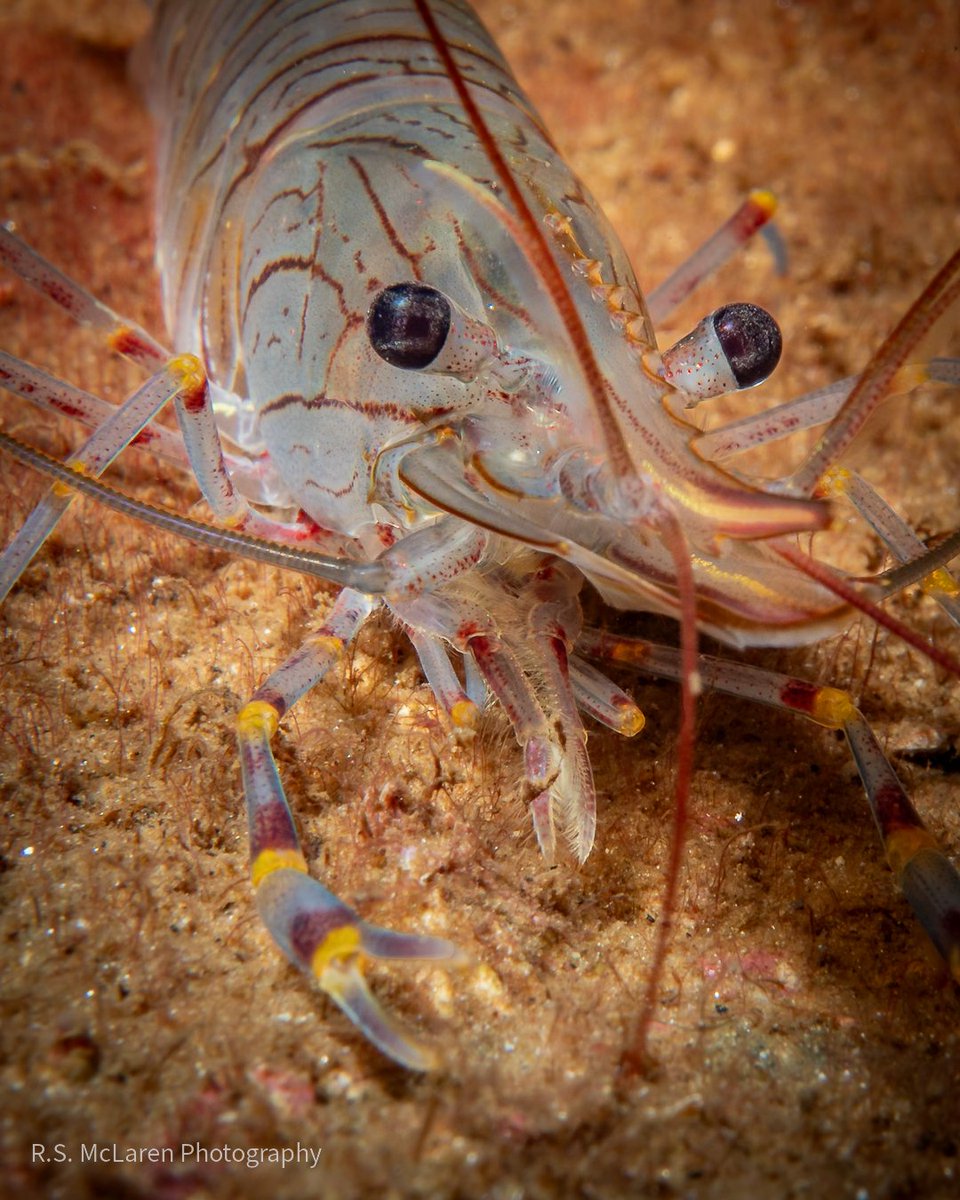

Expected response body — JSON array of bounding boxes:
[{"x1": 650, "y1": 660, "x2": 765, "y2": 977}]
[
  {"x1": 148, "y1": 0, "x2": 833, "y2": 621},
  {"x1": 1, "y1": 0, "x2": 957, "y2": 1069}
]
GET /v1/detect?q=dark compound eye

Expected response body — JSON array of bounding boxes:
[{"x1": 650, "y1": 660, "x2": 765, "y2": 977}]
[
  {"x1": 712, "y1": 303, "x2": 782, "y2": 389},
  {"x1": 660, "y1": 301, "x2": 783, "y2": 403},
  {"x1": 367, "y1": 283, "x2": 452, "y2": 370}
]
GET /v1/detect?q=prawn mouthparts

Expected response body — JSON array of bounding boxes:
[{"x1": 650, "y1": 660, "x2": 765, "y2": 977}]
[{"x1": 1, "y1": 0, "x2": 958, "y2": 1072}]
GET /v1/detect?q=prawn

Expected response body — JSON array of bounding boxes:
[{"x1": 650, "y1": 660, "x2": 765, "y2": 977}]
[{"x1": 1, "y1": 0, "x2": 958, "y2": 1078}]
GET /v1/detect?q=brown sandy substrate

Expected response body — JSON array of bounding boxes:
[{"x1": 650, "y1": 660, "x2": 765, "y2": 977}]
[{"x1": 1, "y1": 2, "x2": 959, "y2": 1198}]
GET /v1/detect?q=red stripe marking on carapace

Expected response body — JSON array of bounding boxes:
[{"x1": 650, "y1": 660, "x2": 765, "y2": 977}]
[{"x1": 349, "y1": 155, "x2": 424, "y2": 280}]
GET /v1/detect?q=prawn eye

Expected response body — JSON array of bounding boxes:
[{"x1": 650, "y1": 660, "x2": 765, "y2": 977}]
[
  {"x1": 712, "y1": 303, "x2": 783, "y2": 389},
  {"x1": 659, "y1": 301, "x2": 783, "y2": 405},
  {"x1": 367, "y1": 283, "x2": 451, "y2": 369}
]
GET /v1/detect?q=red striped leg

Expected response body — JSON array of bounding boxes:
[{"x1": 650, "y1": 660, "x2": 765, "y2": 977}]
[
  {"x1": 0, "y1": 342, "x2": 297, "y2": 506},
  {"x1": 568, "y1": 655, "x2": 645, "y2": 736},
  {"x1": 523, "y1": 561, "x2": 596, "y2": 862},
  {"x1": 405, "y1": 626, "x2": 479, "y2": 732},
  {"x1": 693, "y1": 359, "x2": 958, "y2": 465},
  {"x1": 695, "y1": 377, "x2": 856, "y2": 463},
  {"x1": 158, "y1": 356, "x2": 326, "y2": 545},
  {"x1": 377, "y1": 518, "x2": 488, "y2": 596},
  {"x1": 646, "y1": 190, "x2": 780, "y2": 325},
  {"x1": 820, "y1": 467, "x2": 960, "y2": 626},
  {"x1": 0, "y1": 225, "x2": 168, "y2": 368},
  {"x1": 0, "y1": 351, "x2": 191, "y2": 467},
  {"x1": 788, "y1": 248, "x2": 960, "y2": 496},
  {"x1": 582, "y1": 629, "x2": 960, "y2": 980},
  {"x1": 0, "y1": 356, "x2": 203, "y2": 602},
  {"x1": 238, "y1": 588, "x2": 461, "y2": 1070},
  {"x1": 466, "y1": 632, "x2": 564, "y2": 853},
  {"x1": 393, "y1": 587, "x2": 567, "y2": 859},
  {"x1": 0, "y1": 228, "x2": 339, "y2": 546},
  {"x1": 396, "y1": 564, "x2": 607, "y2": 863}
]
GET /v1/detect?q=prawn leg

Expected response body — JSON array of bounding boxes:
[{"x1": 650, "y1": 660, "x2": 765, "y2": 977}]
[
  {"x1": 394, "y1": 561, "x2": 606, "y2": 862},
  {"x1": 0, "y1": 228, "x2": 333, "y2": 547},
  {"x1": 524, "y1": 561, "x2": 598, "y2": 861},
  {"x1": 404, "y1": 626, "x2": 479, "y2": 731},
  {"x1": 788, "y1": 247, "x2": 960, "y2": 495},
  {"x1": 819, "y1": 467, "x2": 960, "y2": 626},
  {"x1": 568, "y1": 654, "x2": 647, "y2": 737},
  {"x1": 0, "y1": 355, "x2": 206, "y2": 600},
  {"x1": 0, "y1": 350, "x2": 191, "y2": 469},
  {"x1": 0, "y1": 349, "x2": 329, "y2": 603},
  {"x1": 0, "y1": 224, "x2": 168, "y2": 369},
  {"x1": 646, "y1": 189, "x2": 781, "y2": 325},
  {"x1": 0, "y1": 345, "x2": 291, "y2": 503},
  {"x1": 693, "y1": 359, "x2": 960, "y2": 464},
  {"x1": 239, "y1": 587, "x2": 461, "y2": 1071},
  {"x1": 582, "y1": 630, "x2": 960, "y2": 979},
  {"x1": 397, "y1": 587, "x2": 568, "y2": 854}
]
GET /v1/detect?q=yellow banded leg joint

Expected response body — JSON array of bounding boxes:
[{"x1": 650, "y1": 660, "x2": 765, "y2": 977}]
[
  {"x1": 885, "y1": 826, "x2": 940, "y2": 879},
  {"x1": 312, "y1": 925, "x2": 363, "y2": 981},
  {"x1": 251, "y1": 848, "x2": 309, "y2": 888},
  {"x1": 811, "y1": 686, "x2": 857, "y2": 729},
  {"x1": 238, "y1": 699, "x2": 280, "y2": 739}
]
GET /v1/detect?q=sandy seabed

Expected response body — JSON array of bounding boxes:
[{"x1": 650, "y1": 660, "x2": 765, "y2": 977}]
[{"x1": 1, "y1": 2, "x2": 959, "y2": 1197}]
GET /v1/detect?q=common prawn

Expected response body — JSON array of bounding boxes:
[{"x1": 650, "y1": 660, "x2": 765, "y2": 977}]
[{"x1": 1, "y1": 0, "x2": 958, "y2": 1108}]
